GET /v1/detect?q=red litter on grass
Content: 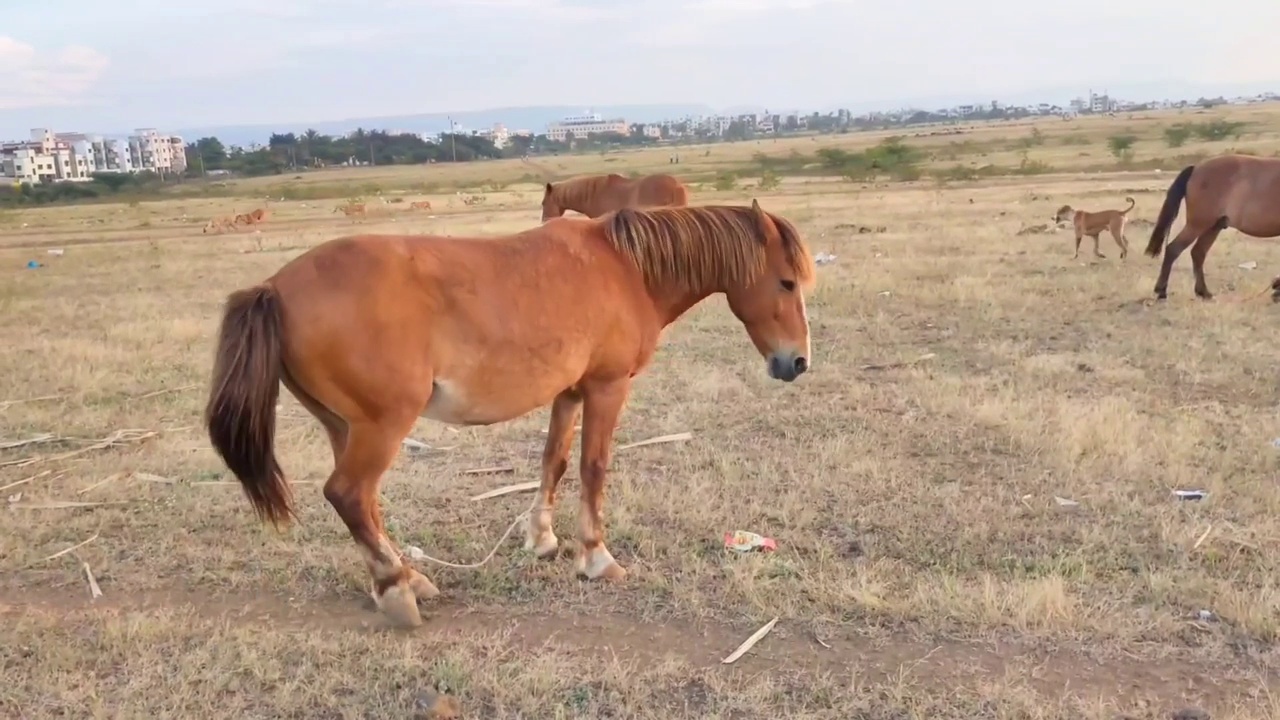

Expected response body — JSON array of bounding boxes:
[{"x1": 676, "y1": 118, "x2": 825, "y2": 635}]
[{"x1": 724, "y1": 530, "x2": 777, "y2": 553}]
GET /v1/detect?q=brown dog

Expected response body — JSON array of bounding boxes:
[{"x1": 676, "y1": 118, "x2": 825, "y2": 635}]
[{"x1": 1054, "y1": 196, "x2": 1135, "y2": 260}]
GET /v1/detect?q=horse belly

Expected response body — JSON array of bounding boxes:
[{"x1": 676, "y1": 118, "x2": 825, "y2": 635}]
[{"x1": 421, "y1": 376, "x2": 565, "y2": 426}]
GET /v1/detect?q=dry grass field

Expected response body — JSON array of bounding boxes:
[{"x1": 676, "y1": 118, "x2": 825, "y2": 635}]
[{"x1": 3, "y1": 105, "x2": 1280, "y2": 719}]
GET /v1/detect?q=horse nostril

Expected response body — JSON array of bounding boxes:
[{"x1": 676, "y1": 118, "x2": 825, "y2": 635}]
[{"x1": 794, "y1": 356, "x2": 808, "y2": 374}]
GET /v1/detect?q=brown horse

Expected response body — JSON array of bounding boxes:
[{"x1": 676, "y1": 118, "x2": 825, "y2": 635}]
[
  {"x1": 204, "y1": 201, "x2": 816, "y2": 628},
  {"x1": 541, "y1": 173, "x2": 689, "y2": 221},
  {"x1": 1146, "y1": 154, "x2": 1280, "y2": 299}
]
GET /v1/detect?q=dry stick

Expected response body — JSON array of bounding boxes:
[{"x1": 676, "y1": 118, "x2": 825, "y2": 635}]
[
  {"x1": 12, "y1": 500, "x2": 130, "y2": 509},
  {"x1": 1192, "y1": 523, "x2": 1215, "y2": 551},
  {"x1": 83, "y1": 562, "x2": 103, "y2": 599},
  {"x1": 0, "y1": 469, "x2": 51, "y2": 492},
  {"x1": 34, "y1": 532, "x2": 99, "y2": 565},
  {"x1": 722, "y1": 617, "x2": 780, "y2": 664},
  {"x1": 617, "y1": 432, "x2": 693, "y2": 451},
  {"x1": 463, "y1": 466, "x2": 515, "y2": 476},
  {"x1": 861, "y1": 353, "x2": 937, "y2": 372},
  {"x1": 0, "y1": 428, "x2": 160, "y2": 469},
  {"x1": 0, "y1": 433, "x2": 56, "y2": 450},
  {"x1": 130, "y1": 384, "x2": 198, "y2": 401},
  {"x1": 469, "y1": 481, "x2": 540, "y2": 502},
  {"x1": 0, "y1": 393, "x2": 66, "y2": 411},
  {"x1": 0, "y1": 383, "x2": 198, "y2": 411}
]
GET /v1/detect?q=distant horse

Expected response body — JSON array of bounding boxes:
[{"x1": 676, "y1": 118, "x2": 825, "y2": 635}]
[
  {"x1": 541, "y1": 173, "x2": 689, "y2": 221},
  {"x1": 204, "y1": 201, "x2": 817, "y2": 627},
  {"x1": 333, "y1": 202, "x2": 366, "y2": 217},
  {"x1": 409, "y1": 200, "x2": 433, "y2": 211},
  {"x1": 1146, "y1": 154, "x2": 1280, "y2": 299}
]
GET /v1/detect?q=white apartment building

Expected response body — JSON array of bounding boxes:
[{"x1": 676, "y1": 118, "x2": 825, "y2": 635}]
[
  {"x1": 474, "y1": 123, "x2": 510, "y2": 149},
  {"x1": 127, "y1": 128, "x2": 188, "y2": 175},
  {"x1": 546, "y1": 113, "x2": 629, "y2": 142},
  {"x1": 0, "y1": 126, "x2": 179, "y2": 183}
]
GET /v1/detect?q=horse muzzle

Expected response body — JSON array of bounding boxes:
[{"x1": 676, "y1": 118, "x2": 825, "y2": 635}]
[{"x1": 767, "y1": 352, "x2": 809, "y2": 383}]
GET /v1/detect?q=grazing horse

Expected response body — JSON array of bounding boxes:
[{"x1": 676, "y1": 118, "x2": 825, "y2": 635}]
[
  {"x1": 409, "y1": 200, "x2": 433, "y2": 211},
  {"x1": 204, "y1": 201, "x2": 816, "y2": 627},
  {"x1": 334, "y1": 202, "x2": 366, "y2": 217},
  {"x1": 541, "y1": 172, "x2": 689, "y2": 222},
  {"x1": 1146, "y1": 154, "x2": 1280, "y2": 299}
]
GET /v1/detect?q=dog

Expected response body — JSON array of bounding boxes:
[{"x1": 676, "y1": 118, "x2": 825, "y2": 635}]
[{"x1": 1054, "y1": 196, "x2": 1135, "y2": 260}]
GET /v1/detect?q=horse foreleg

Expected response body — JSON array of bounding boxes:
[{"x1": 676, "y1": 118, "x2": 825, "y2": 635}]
[
  {"x1": 323, "y1": 416, "x2": 426, "y2": 627},
  {"x1": 525, "y1": 389, "x2": 583, "y2": 559},
  {"x1": 574, "y1": 379, "x2": 631, "y2": 581},
  {"x1": 1189, "y1": 227, "x2": 1223, "y2": 299},
  {"x1": 1154, "y1": 223, "x2": 1208, "y2": 299}
]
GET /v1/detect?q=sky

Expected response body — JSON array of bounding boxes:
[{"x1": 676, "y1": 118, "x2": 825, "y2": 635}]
[{"x1": 2, "y1": 0, "x2": 1279, "y2": 138}]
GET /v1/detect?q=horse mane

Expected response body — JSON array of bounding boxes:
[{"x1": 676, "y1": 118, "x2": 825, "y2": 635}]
[
  {"x1": 601, "y1": 205, "x2": 815, "y2": 292},
  {"x1": 550, "y1": 174, "x2": 622, "y2": 210}
]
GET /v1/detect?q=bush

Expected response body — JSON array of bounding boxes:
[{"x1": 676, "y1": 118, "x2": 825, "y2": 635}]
[
  {"x1": 1164, "y1": 125, "x2": 1192, "y2": 148},
  {"x1": 1107, "y1": 134, "x2": 1137, "y2": 161},
  {"x1": 713, "y1": 172, "x2": 738, "y2": 191}
]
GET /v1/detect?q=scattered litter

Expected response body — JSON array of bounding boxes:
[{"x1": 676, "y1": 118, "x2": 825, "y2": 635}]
[
  {"x1": 724, "y1": 530, "x2": 778, "y2": 553},
  {"x1": 1053, "y1": 496, "x2": 1079, "y2": 507},
  {"x1": 1194, "y1": 609, "x2": 1218, "y2": 622},
  {"x1": 1173, "y1": 489, "x2": 1207, "y2": 501},
  {"x1": 47, "y1": 248, "x2": 65, "y2": 256},
  {"x1": 462, "y1": 465, "x2": 515, "y2": 476},
  {"x1": 34, "y1": 532, "x2": 98, "y2": 565},
  {"x1": 721, "y1": 616, "x2": 779, "y2": 664},
  {"x1": 860, "y1": 353, "x2": 936, "y2": 371},
  {"x1": 618, "y1": 432, "x2": 693, "y2": 451},
  {"x1": 25, "y1": 260, "x2": 41, "y2": 269},
  {"x1": 405, "y1": 545, "x2": 428, "y2": 561},
  {"x1": 877, "y1": 291, "x2": 891, "y2": 297},
  {"x1": 83, "y1": 562, "x2": 103, "y2": 599},
  {"x1": 815, "y1": 252, "x2": 837, "y2": 265},
  {"x1": 1239, "y1": 260, "x2": 1258, "y2": 270},
  {"x1": 470, "y1": 481, "x2": 540, "y2": 501},
  {"x1": 1270, "y1": 437, "x2": 1280, "y2": 449},
  {"x1": 7, "y1": 492, "x2": 21, "y2": 503}
]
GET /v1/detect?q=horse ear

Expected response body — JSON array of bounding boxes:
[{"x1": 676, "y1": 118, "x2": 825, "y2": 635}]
[{"x1": 544, "y1": 182, "x2": 554, "y2": 195}]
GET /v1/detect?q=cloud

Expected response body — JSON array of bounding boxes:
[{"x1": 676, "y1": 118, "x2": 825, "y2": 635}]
[{"x1": 0, "y1": 37, "x2": 109, "y2": 110}]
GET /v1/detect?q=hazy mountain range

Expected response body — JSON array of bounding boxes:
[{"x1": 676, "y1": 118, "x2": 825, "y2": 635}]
[{"x1": 115, "y1": 80, "x2": 1280, "y2": 147}]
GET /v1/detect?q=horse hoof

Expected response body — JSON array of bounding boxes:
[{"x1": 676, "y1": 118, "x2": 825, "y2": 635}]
[
  {"x1": 575, "y1": 546, "x2": 627, "y2": 581},
  {"x1": 377, "y1": 583, "x2": 423, "y2": 628},
  {"x1": 524, "y1": 530, "x2": 560, "y2": 559},
  {"x1": 408, "y1": 568, "x2": 441, "y2": 600}
]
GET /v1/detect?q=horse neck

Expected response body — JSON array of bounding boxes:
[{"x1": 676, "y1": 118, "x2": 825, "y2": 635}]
[{"x1": 646, "y1": 283, "x2": 715, "y2": 327}]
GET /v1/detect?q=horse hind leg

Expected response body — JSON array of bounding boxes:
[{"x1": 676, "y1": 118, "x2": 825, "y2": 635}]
[
  {"x1": 1154, "y1": 221, "x2": 1215, "y2": 299},
  {"x1": 1092, "y1": 233, "x2": 1106, "y2": 259},
  {"x1": 525, "y1": 389, "x2": 583, "y2": 559},
  {"x1": 323, "y1": 415, "x2": 429, "y2": 627},
  {"x1": 1189, "y1": 223, "x2": 1226, "y2": 300}
]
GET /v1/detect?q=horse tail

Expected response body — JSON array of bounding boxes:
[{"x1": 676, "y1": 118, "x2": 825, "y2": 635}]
[
  {"x1": 1145, "y1": 164, "x2": 1195, "y2": 257},
  {"x1": 1121, "y1": 196, "x2": 1136, "y2": 214},
  {"x1": 204, "y1": 284, "x2": 294, "y2": 528}
]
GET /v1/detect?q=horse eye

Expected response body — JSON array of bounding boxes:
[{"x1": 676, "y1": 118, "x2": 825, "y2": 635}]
[{"x1": 780, "y1": 279, "x2": 796, "y2": 292}]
